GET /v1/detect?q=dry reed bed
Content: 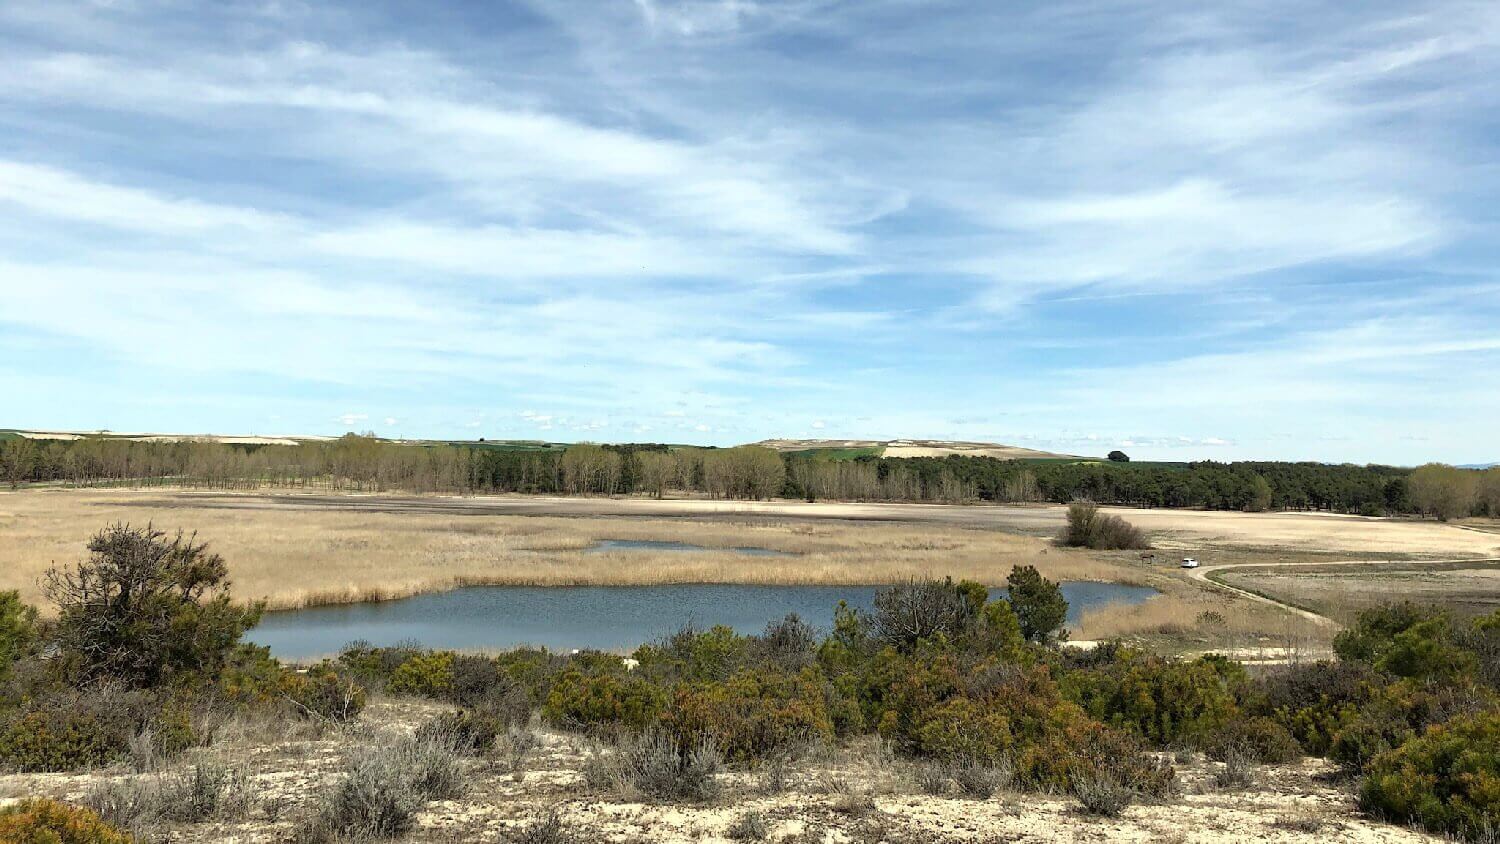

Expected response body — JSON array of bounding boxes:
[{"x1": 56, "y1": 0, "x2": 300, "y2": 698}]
[{"x1": 0, "y1": 488, "x2": 1134, "y2": 613}]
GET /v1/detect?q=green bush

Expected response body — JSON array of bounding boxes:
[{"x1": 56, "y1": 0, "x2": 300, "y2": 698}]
[
  {"x1": 543, "y1": 668, "x2": 667, "y2": 732},
  {"x1": 1331, "y1": 680, "x2": 1495, "y2": 772},
  {"x1": 337, "y1": 641, "x2": 425, "y2": 688},
  {"x1": 0, "y1": 688, "x2": 151, "y2": 772},
  {"x1": 1360, "y1": 711, "x2": 1500, "y2": 840},
  {"x1": 0, "y1": 590, "x2": 38, "y2": 685},
  {"x1": 215, "y1": 644, "x2": 292, "y2": 707},
  {"x1": 44, "y1": 523, "x2": 262, "y2": 688},
  {"x1": 1333, "y1": 602, "x2": 1477, "y2": 681},
  {"x1": 663, "y1": 668, "x2": 833, "y2": 762},
  {"x1": 1202, "y1": 716, "x2": 1301, "y2": 764},
  {"x1": 0, "y1": 799, "x2": 133, "y2": 844},
  {"x1": 1041, "y1": 720, "x2": 1177, "y2": 801},
  {"x1": 387, "y1": 651, "x2": 456, "y2": 698},
  {"x1": 633, "y1": 625, "x2": 748, "y2": 684},
  {"x1": 1250, "y1": 660, "x2": 1382, "y2": 755},
  {"x1": 1007, "y1": 566, "x2": 1069, "y2": 644},
  {"x1": 1062, "y1": 653, "x2": 1239, "y2": 747},
  {"x1": 283, "y1": 665, "x2": 368, "y2": 722}
]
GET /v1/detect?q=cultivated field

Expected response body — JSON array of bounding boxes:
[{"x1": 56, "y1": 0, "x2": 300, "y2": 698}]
[{"x1": 0, "y1": 696, "x2": 1442, "y2": 844}]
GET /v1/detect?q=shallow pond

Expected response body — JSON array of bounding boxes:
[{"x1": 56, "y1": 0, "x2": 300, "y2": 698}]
[{"x1": 249, "y1": 582, "x2": 1158, "y2": 660}]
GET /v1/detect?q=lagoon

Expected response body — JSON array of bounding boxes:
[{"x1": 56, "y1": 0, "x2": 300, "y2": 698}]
[{"x1": 249, "y1": 582, "x2": 1159, "y2": 660}]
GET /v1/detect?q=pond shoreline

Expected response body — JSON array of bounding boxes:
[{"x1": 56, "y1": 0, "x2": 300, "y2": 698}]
[{"x1": 249, "y1": 581, "x2": 1162, "y2": 660}]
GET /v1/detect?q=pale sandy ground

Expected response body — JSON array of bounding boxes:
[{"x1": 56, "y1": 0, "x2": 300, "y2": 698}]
[{"x1": 0, "y1": 698, "x2": 1441, "y2": 844}]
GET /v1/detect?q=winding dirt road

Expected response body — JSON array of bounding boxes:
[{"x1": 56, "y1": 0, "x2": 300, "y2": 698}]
[{"x1": 1185, "y1": 557, "x2": 1500, "y2": 629}]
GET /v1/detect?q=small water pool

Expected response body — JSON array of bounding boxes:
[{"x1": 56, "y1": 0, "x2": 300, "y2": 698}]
[{"x1": 248, "y1": 582, "x2": 1159, "y2": 660}]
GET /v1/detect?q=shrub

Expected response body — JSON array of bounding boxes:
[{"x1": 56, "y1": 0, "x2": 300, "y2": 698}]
[
  {"x1": 1194, "y1": 610, "x2": 1227, "y2": 630},
  {"x1": 159, "y1": 761, "x2": 252, "y2": 822},
  {"x1": 0, "y1": 687, "x2": 158, "y2": 772},
  {"x1": 1006, "y1": 566, "x2": 1068, "y2": 644},
  {"x1": 337, "y1": 641, "x2": 424, "y2": 689},
  {"x1": 1060, "y1": 500, "x2": 1150, "y2": 551},
  {"x1": 583, "y1": 730, "x2": 721, "y2": 802},
  {"x1": 915, "y1": 762, "x2": 950, "y2": 795},
  {"x1": 216, "y1": 644, "x2": 293, "y2": 707},
  {"x1": 543, "y1": 668, "x2": 668, "y2": 733},
  {"x1": 0, "y1": 590, "x2": 38, "y2": 684},
  {"x1": 0, "y1": 709, "x2": 124, "y2": 773},
  {"x1": 1332, "y1": 602, "x2": 1478, "y2": 682},
  {"x1": 510, "y1": 808, "x2": 573, "y2": 844},
  {"x1": 1251, "y1": 660, "x2": 1382, "y2": 755},
  {"x1": 871, "y1": 579, "x2": 976, "y2": 651},
  {"x1": 44, "y1": 523, "x2": 262, "y2": 688},
  {"x1": 1360, "y1": 711, "x2": 1500, "y2": 840},
  {"x1": 283, "y1": 665, "x2": 368, "y2": 722},
  {"x1": 448, "y1": 654, "x2": 530, "y2": 722},
  {"x1": 1330, "y1": 680, "x2": 1495, "y2": 772},
  {"x1": 663, "y1": 668, "x2": 833, "y2": 762},
  {"x1": 1073, "y1": 769, "x2": 1134, "y2": 817},
  {"x1": 302, "y1": 735, "x2": 464, "y2": 841},
  {"x1": 633, "y1": 624, "x2": 748, "y2": 684},
  {"x1": 1212, "y1": 747, "x2": 1255, "y2": 789},
  {"x1": 0, "y1": 799, "x2": 133, "y2": 844},
  {"x1": 1202, "y1": 716, "x2": 1300, "y2": 764},
  {"x1": 416, "y1": 710, "x2": 502, "y2": 756},
  {"x1": 950, "y1": 758, "x2": 1010, "y2": 798},
  {"x1": 83, "y1": 761, "x2": 250, "y2": 837},
  {"x1": 755, "y1": 613, "x2": 817, "y2": 670},
  {"x1": 387, "y1": 650, "x2": 456, "y2": 698},
  {"x1": 1062, "y1": 654, "x2": 1239, "y2": 748},
  {"x1": 727, "y1": 810, "x2": 770, "y2": 841},
  {"x1": 1044, "y1": 721, "x2": 1177, "y2": 801},
  {"x1": 81, "y1": 777, "x2": 164, "y2": 839}
]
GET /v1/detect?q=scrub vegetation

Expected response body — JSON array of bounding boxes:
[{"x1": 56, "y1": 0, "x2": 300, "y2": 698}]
[{"x1": 3, "y1": 524, "x2": 1499, "y2": 841}]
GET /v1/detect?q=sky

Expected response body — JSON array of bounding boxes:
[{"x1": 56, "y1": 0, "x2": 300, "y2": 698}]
[{"x1": 1, "y1": 1, "x2": 1498, "y2": 464}]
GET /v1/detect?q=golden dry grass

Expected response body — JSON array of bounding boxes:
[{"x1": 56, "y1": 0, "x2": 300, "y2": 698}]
[
  {"x1": 1073, "y1": 579, "x2": 1325, "y2": 649},
  {"x1": 0, "y1": 488, "x2": 1133, "y2": 613}
]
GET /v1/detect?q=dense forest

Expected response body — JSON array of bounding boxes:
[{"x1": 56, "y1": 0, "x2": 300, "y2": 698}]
[{"x1": 2, "y1": 434, "x2": 1497, "y2": 517}]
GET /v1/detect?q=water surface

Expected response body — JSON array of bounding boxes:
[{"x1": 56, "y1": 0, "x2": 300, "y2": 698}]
[{"x1": 249, "y1": 582, "x2": 1158, "y2": 660}]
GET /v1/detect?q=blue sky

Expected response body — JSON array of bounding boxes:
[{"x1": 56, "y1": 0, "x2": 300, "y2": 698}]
[{"x1": 1, "y1": 0, "x2": 1498, "y2": 463}]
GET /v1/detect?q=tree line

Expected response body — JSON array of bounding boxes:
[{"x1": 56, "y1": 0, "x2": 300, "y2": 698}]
[{"x1": 2, "y1": 434, "x2": 1497, "y2": 516}]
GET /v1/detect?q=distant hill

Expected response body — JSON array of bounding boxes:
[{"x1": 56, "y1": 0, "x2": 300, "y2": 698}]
[
  {"x1": 1459, "y1": 462, "x2": 1499, "y2": 469},
  {"x1": 750, "y1": 438, "x2": 1085, "y2": 460},
  {"x1": 1, "y1": 429, "x2": 336, "y2": 446}
]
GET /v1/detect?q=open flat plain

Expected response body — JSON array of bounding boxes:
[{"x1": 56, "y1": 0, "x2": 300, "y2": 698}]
[{"x1": 4, "y1": 487, "x2": 1496, "y2": 647}]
